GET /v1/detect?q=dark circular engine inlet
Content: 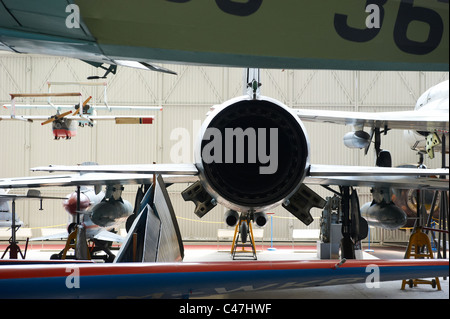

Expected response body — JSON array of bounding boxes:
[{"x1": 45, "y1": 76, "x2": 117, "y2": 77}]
[{"x1": 200, "y1": 98, "x2": 308, "y2": 208}]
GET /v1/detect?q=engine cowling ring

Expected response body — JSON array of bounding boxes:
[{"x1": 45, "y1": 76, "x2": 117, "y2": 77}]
[{"x1": 195, "y1": 96, "x2": 310, "y2": 213}]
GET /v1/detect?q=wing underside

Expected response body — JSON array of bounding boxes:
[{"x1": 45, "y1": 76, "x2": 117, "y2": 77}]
[
  {"x1": 296, "y1": 109, "x2": 449, "y2": 132},
  {"x1": 0, "y1": 259, "x2": 447, "y2": 298},
  {"x1": 93, "y1": 230, "x2": 125, "y2": 243}
]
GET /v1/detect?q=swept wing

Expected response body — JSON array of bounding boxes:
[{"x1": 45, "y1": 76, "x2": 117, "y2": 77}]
[
  {"x1": 296, "y1": 109, "x2": 449, "y2": 133},
  {"x1": 0, "y1": 164, "x2": 447, "y2": 191}
]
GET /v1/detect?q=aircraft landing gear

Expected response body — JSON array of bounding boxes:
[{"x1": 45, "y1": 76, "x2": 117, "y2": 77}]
[
  {"x1": 231, "y1": 213, "x2": 257, "y2": 260},
  {"x1": 339, "y1": 186, "x2": 368, "y2": 259}
]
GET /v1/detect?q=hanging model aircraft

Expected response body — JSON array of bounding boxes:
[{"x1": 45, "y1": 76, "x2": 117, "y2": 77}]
[
  {"x1": 0, "y1": 0, "x2": 448, "y2": 298},
  {"x1": 1, "y1": 92, "x2": 159, "y2": 140}
]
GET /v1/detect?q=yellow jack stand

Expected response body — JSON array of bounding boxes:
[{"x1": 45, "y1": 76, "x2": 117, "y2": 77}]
[
  {"x1": 231, "y1": 219, "x2": 257, "y2": 260},
  {"x1": 61, "y1": 227, "x2": 91, "y2": 260},
  {"x1": 401, "y1": 226, "x2": 441, "y2": 290}
]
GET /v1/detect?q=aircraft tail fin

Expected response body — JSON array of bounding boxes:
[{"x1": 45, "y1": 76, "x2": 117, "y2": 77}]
[{"x1": 114, "y1": 175, "x2": 183, "y2": 262}]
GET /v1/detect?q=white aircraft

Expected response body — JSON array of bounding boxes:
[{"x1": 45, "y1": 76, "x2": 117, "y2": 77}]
[
  {"x1": 404, "y1": 80, "x2": 449, "y2": 159},
  {"x1": 297, "y1": 80, "x2": 449, "y2": 230},
  {"x1": 296, "y1": 80, "x2": 449, "y2": 162}
]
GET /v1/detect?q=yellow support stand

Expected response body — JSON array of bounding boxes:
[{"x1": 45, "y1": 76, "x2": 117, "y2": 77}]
[
  {"x1": 401, "y1": 226, "x2": 441, "y2": 290},
  {"x1": 231, "y1": 218, "x2": 257, "y2": 260},
  {"x1": 61, "y1": 227, "x2": 91, "y2": 260}
]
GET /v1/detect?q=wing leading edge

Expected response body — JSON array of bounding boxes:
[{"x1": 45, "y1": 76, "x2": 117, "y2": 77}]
[
  {"x1": 307, "y1": 165, "x2": 448, "y2": 191},
  {"x1": 296, "y1": 109, "x2": 449, "y2": 133}
]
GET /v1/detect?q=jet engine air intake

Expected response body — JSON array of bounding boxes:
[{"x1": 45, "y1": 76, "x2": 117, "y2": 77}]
[{"x1": 195, "y1": 96, "x2": 310, "y2": 213}]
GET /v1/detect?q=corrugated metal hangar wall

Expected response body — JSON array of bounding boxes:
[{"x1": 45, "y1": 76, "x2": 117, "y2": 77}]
[{"x1": 0, "y1": 52, "x2": 448, "y2": 243}]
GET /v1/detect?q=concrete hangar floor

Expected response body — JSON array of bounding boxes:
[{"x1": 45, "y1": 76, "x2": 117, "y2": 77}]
[{"x1": 4, "y1": 241, "x2": 448, "y2": 300}]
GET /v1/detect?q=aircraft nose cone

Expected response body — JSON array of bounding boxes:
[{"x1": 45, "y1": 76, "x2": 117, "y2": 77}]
[{"x1": 63, "y1": 192, "x2": 90, "y2": 216}]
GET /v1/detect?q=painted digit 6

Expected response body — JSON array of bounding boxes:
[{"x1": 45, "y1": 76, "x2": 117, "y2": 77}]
[{"x1": 394, "y1": 0, "x2": 444, "y2": 55}]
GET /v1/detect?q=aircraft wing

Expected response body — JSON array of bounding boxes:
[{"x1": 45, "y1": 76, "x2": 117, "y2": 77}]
[
  {"x1": 3, "y1": 104, "x2": 162, "y2": 111},
  {"x1": 0, "y1": 164, "x2": 199, "y2": 189},
  {"x1": 0, "y1": 191, "x2": 66, "y2": 201},
  {"x1": 306, "y1": 165, "x2": 448, "y2": 191},
  {"x1": 0, "y1": 173, "x2": 193, "y2": 189},
  {"x1": 0, "y1": 1, "x2": 448, "y2": 71},
  {"x1": 29, "y1": 232, "x2": 68, "y2": 242},
  {"x1": 0, "y1": 259, "x2": 447, "y2": 298},
  {"x1": 296, "y1": 109, "x2": 449, "y2": 132},
  {"x1": 0, "y1": 163, "x2": 447, "y2": 191},
  {"x1": 1, "y1": 115, "x2": 156, "y2": 124},
  {"x1": 0, "y1": 115, "x2": 51, "y2": 122},
  {"x1": 93, "y1": 230, "x2": 125, "y2": 243},
  {"x1": 76, "y1": 115, "x2": 155, "y2": 124},
  {"x1": 29, "y1": 229, "x2": 124, "y2": 243},
  {"x1": 30, "y1": 163, "x2": 199, "y2": 175}
]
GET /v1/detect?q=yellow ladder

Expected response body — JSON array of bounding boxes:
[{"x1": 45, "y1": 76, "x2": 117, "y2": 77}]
[
  {"x1": 61, "y1": 227, "x2": 91, "y2": 260},
  {"x1": 401, "y1": 226, "x2": 441, "y2": 290},
  {"x1": 231, "y1": 219, "x2": 257, "y2": 260}
]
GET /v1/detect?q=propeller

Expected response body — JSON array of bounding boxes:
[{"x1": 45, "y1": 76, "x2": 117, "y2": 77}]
[
  {"x1": 73, "y1": 96, "x2": 92, "y2": 116},
  {"x1": 41, "y1": 96, "x2": 92, "y2": 125},
  {"x1": 41, "y1": 110, "x2": 72, "y2": 125}
]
